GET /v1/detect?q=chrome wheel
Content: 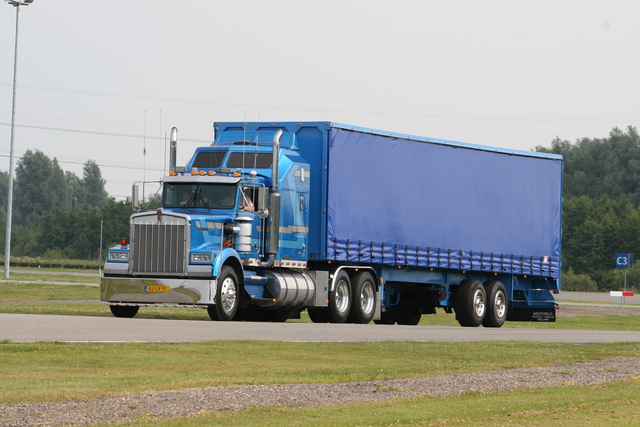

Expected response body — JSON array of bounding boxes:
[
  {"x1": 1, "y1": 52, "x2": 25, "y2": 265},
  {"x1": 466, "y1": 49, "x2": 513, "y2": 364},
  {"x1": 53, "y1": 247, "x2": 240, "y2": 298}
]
[
  {"x1": 349, "y1": 271, "x2": 376, "y2": 324},
  {"x1": 359, "y1": 282, "x2": 375, "y2": 315},
  {"x1": 335, "y1": 278, "x2": 350, "y2": 314},
  {"x1": 219, "y1": 276, "x2": 237, "y2": 314},
  {"x1": 208, "y1": 266, "x2": 241, "y2": 321},
  {"x1": 326, "y1": 270, "x2": 352, "y2": 323},
  {"x1": 472, "y1": 288, "x2": 486, "y2": 318},
  {"x1": 494, "y1": 291, "x2": 506, "y2": 319}
]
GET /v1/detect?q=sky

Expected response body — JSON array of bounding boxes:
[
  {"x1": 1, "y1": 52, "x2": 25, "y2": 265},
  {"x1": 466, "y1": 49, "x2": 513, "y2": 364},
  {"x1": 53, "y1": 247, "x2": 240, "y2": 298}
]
[{"x1": 1, "y1": 1, "x2": 639, "y2": 200}]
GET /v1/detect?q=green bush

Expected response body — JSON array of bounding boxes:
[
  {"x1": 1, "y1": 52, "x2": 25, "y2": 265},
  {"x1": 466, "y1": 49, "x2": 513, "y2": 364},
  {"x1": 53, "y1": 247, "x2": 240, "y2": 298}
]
[
  {"x1": 561, "y1": 268, "x2": 598, "y2": 292},
  {"x1": 1, "y1": 256, "x2": 99, "y2": 270},
  {"x1": 592, "y1": 268, "x2": 639, "y2": 293}
]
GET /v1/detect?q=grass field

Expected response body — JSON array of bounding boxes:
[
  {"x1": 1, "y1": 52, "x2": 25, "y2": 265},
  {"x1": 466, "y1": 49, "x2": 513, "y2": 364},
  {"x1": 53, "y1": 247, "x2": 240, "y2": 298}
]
[
  {"x1": 2, "y1": 340, "x2": 640, "y2": 426},
  {"x1": 2, "y1": 271, "x2": 640, "y2": 426}
]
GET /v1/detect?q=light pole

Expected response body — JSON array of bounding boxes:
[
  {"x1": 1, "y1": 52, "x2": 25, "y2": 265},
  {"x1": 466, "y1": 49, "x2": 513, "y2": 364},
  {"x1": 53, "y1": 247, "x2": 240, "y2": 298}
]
[{"x1": 4, "y1": 0, "x2": 34, "y2": 278}]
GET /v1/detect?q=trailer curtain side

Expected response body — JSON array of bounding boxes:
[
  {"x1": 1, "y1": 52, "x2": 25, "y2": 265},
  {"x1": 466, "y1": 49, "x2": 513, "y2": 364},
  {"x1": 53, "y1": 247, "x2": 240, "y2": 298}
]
[{"x1": 325, "y1": 128, "x2": 562, "y2": 279}]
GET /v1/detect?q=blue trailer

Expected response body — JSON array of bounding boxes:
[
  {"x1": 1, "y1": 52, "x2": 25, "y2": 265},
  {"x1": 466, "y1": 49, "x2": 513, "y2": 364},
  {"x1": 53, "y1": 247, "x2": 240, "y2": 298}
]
[{"x1": 101, "y1": 122, "x2": 562, "y2": 327}]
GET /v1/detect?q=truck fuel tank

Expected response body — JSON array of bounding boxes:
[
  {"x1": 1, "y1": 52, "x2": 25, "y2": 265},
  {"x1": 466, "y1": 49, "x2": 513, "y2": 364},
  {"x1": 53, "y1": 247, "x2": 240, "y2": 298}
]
[
  {"x1": 254, "y1": 270, "x2": 316, "y2": 310},
  {"x1": 234, "y1": 216, "x2": 253, "y2": 253}
]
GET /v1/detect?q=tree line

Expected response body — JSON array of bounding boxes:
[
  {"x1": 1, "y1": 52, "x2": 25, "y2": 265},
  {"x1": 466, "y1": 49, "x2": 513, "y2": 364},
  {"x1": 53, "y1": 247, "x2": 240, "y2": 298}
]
[
  {"x1": 536, "y1": 126, "x2": 640, "y2": 291},
  {"x1": 2, "y1": 127, "x2": 640, "y2": 292},
  {"x1": 0, "y1": 150, "x2": 131, "y2": 261}
]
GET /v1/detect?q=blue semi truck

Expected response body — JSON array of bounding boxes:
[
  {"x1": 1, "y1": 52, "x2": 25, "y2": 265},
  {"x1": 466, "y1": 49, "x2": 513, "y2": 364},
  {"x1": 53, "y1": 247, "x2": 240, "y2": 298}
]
[{"x1": 101, "y1": 122, "x2": 562, "y2": 327}]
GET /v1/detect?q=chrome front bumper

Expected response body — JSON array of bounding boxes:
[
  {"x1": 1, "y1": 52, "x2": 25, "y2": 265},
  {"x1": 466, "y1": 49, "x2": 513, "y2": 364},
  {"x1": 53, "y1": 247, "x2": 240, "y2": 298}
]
[{"x1": 101, "y1": 276, "x2": 216, "y2": 305}]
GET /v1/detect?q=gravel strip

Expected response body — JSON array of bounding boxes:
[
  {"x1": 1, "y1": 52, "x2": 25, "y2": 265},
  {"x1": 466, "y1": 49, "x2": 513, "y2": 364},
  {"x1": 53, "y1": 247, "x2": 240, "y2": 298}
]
[
  {"x1": 556, "y1": 305, "x2": 640, "y2": 317},
  {"x1": 1, "y1": 357, "x2": 639, "y2": 426}
]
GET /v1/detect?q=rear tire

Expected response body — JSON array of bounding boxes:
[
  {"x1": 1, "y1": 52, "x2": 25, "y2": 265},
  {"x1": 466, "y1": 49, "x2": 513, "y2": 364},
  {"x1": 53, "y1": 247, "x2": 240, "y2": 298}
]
[
  {"x1": 455, "y1": 279, "x2": 486, "y2": 327},
  {"x1": 348, "y1": 272, "x2": 376, "y2": 324},
  {"x1": 374, "y1": 310, "x2": 398, "y2": 325},
  {"x1": 109, "y1": 305, "x2": 139, "y2": 318},
  {"x1": 307, "y1": 308, "x2": 328, "y2": 323},
  {"x1": 397, "y1": 309, "x2": 422, "y2": 325},
  {"x1": 325, "y1": 270, "x2": 352, "y2": 323},
  {"x1": 482, "y1": 281, "x2": 507, "y2": 327}
]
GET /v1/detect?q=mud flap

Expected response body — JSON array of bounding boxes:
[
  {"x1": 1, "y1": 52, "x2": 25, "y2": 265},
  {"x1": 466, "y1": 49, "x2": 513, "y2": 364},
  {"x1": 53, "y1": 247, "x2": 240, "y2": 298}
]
[{"x1": 507, "y1": 306, "x2": 556, "y2": 322}]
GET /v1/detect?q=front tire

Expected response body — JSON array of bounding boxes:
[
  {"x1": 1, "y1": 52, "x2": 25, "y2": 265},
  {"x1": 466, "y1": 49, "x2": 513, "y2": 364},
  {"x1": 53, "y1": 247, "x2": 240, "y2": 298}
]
[
  {"x1": 325, "y1": 270, "x2": 352, "y2": 323},
  {"x1": 455, "y1": 279, "x2": 486, "y2": 327},
  {"x1": 482, "y1": 281, "x2": 507, "y2": 327},
  {"x1": 348, "y1": 272, "x2": 376, "y2": 324},
  {"x1": 208, "y1": 266, "x2": 240, "y2": 321}
]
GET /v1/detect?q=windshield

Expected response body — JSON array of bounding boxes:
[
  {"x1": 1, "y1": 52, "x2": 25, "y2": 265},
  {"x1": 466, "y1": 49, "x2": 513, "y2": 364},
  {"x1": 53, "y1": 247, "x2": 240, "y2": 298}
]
[
  {"x1": 191, "y1": 151, "x2": 226, "y2": 168},
  {"x1": 163, "y1": 183, "x2": 237, "y2": 209}
]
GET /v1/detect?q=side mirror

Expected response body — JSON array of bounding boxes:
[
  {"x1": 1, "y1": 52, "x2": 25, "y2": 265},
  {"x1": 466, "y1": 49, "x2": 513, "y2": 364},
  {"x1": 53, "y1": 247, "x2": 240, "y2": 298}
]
[
  {"x1": 132, "y1": 184, "x2": 140, "y2": 212},
  {"x1": 257, "y1": 187, "x2": 269, "y2": 219}
]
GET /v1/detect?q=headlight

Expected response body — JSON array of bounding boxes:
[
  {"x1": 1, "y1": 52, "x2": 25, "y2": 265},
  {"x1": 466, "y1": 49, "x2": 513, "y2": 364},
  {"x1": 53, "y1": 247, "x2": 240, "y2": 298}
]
[
  {"x1": 108, "y1": 252, "x2": 129, "y2": 261},
  {"x1": 191, "y1": 253, "x2": 212, "y2": 263}
]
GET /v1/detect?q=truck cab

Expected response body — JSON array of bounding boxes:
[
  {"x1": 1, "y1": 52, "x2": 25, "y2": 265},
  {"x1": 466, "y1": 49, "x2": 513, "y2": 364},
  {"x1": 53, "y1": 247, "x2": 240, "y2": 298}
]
[{"x1": 102, "y1": 128, "x2": 317, "y2": 321}]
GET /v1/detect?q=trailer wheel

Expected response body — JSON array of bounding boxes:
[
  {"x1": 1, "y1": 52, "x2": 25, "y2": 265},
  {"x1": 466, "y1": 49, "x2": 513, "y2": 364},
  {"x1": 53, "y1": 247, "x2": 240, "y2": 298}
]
[
  {"x1": 307, "y1": 308, "x2": 328, "y2": 323},
  {"x1": 455, "y1": 279, "x2": 486, "y2": 327},
  {"x1": 348, "y1": 272, "x2": 376, "y2": 324},
  {"x1": 326, "y1": 270, "x2": 352, "y2": 323},
  {"x1": 208, "y1": 266, "x2": 240, "y2": 321},
  {"x1": 109, "y1": 305, "x2": 139, "y2": 318},
  {"x1": 482, "y1": 281, "x2": 507, "y2": 327}
]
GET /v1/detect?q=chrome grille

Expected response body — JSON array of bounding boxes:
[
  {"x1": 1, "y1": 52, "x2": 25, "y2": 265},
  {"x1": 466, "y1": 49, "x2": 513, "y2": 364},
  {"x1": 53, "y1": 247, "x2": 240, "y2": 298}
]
[{"x1": 130, "y1": 214, "x2": 188, "y2": 275}]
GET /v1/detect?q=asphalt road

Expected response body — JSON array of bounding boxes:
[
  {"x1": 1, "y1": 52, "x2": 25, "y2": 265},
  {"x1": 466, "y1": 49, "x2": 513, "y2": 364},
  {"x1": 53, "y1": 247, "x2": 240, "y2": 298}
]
[
  {"x1": 2, "y1": 313, "x2": 640, "y2": 343},
  {"x1": 1, "y1": 274, "x2": 638, "y2": 344}
]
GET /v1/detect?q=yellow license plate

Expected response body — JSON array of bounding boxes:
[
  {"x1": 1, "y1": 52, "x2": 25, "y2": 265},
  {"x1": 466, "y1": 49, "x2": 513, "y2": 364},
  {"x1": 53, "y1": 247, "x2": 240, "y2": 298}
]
[{"x1": 144, "y1": 285, "x2": 170, "y2": 292}]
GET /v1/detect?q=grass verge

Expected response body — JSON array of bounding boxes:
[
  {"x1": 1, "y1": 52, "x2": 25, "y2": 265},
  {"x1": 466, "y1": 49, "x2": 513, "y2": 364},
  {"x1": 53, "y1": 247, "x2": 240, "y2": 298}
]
[{"x1": 1, "y1": 340, "x2": 639, "y2": 405}]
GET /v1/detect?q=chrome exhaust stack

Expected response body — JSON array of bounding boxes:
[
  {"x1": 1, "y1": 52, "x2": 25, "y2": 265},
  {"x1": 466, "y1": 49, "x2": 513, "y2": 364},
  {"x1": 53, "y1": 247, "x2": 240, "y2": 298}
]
[
  {"x1": 169, "y1": 127, "x2": 178, "y2": 172},
  {"x1": 265, "y1": 129, "x2": 283, "y2": 263}
]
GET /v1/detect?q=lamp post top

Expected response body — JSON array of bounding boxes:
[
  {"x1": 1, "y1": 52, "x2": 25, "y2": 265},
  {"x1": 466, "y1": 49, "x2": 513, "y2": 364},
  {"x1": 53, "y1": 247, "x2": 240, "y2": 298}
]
[{"x1": 6, "y1": 0, "x2": 34, "y2": 6}]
